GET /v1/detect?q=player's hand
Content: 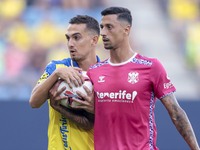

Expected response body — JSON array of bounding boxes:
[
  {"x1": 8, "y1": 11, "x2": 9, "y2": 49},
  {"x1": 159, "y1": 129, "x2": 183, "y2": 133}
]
[
  {"x1": 70, "y1": 85, "x2": 95, "y2": 114},
  {"x1": 54, "y1": 67, "x2": 84, "y2": 88},
  {"x1": 49, "y1": 79, "x2": 68, "y2": 112}
]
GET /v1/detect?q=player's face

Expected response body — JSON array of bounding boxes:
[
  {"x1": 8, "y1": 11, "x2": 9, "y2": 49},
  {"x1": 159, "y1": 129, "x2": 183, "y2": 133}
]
[
  {"x1": 65, "y1": 24, "x2": 93, "y2": 62},
  {"x1": 100, "y1": 14, "x2": 125, "y2": 50}
]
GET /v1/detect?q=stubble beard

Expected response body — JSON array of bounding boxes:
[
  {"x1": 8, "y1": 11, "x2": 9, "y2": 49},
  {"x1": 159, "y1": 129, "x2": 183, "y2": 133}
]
[
  {"x1": 71, "y1": 55, "x2": 79, "y2": 61},
  {"x1": 104, "y1": 41, "x2": 114, "y2": 50},
  {"x1": 71, "y1": 57, "x2": 79, "y2": 62},
  {"x1": 71, "y1": 55, "x2": 84, "y2": 62},
  {"x1": 104, "y1": 45, "x2": 113, "y2": 50}
]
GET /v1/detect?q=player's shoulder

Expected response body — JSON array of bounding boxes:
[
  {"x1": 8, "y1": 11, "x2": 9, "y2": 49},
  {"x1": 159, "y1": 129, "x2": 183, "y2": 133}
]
[
  {"x1": 136, "y1": 54, "x2": 165, "y2": 73},
  {"x1": 50, "y1": 58, "x2": 71, "y2": 65},
  {"x1": 89, "y1": 58, "x2": 109, "y2": 70},
  {"x1": 45, "y1": 58, "x2": 72, "y2": 75},
  {"x1": 134, "y1": 53, "x2": 160, "y2": 66}
]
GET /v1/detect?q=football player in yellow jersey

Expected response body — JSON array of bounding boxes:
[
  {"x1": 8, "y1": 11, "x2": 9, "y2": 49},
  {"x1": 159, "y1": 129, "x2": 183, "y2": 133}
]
[{"x1": 29, "y1": 15, "x2": 100, "y2": 150}]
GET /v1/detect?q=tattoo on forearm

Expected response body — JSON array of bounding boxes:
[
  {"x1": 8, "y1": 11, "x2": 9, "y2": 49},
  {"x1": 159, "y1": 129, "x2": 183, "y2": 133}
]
[
  {"x1": 59, "y1": 106, "x2": 94, "y2": 130},
  {"x1": 162, "y1": 94, "x2": 199, "y2": 149}
]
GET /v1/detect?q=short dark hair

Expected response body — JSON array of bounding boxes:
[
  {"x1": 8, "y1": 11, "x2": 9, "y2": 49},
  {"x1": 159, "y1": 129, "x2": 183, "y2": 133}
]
[
  {"x1": 69, "y1": 15, "x2": 100, "y2": 36},
  {"x1": 101, "y1": 7, "x2": 132, "y2": 27}
]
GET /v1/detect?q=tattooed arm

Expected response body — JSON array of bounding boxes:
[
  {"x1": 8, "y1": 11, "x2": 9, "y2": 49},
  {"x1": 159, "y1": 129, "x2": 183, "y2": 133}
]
[
  {"x1": 49, "y1": 79, "x2": 94, "y2": 131},
  {"x1": 160, "y1": 93, "x2": 199, "y2": 150},
  {"x1": 58, "y1": 105, "x2": 94, "y2": 131}
]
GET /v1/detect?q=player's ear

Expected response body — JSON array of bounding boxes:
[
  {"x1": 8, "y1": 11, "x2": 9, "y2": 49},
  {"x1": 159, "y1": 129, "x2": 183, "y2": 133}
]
[
  {"x1": 91, "y1": 35, "x2": 99, "y2": 46},
  {"x1": 124, "y1": 25, "x2": 130, "y2": 35}
]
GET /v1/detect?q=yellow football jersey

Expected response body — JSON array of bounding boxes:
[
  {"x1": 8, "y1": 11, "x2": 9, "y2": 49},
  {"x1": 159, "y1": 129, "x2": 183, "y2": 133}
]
[
  {"x1": 47, "y1": 101, "x2": 94, "y2": 150},
  {"x1": 37, "y1": 57, "x2": 100, "y2": 150}
]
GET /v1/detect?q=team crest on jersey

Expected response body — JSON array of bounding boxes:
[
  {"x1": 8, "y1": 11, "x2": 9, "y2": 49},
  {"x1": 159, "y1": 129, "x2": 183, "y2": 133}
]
[{"x1": 128, "y1": 71, "x2": 139, "y2": 84}]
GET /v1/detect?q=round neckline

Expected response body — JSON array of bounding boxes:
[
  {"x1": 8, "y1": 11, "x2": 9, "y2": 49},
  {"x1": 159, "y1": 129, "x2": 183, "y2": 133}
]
[{"x1": 108, "y1": 53, "x2": 137, "y2": 66}]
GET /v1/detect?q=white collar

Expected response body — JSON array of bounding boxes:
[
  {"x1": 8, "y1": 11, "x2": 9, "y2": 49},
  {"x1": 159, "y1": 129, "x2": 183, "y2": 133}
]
[{"x1": 108, "y1": 53, "x2": 137, "y2": 66}]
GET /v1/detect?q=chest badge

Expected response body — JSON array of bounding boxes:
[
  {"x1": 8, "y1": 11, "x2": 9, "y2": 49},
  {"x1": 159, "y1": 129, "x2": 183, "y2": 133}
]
[{"x1": 128, "y1": 71, "x2": 139, "y2": 84}]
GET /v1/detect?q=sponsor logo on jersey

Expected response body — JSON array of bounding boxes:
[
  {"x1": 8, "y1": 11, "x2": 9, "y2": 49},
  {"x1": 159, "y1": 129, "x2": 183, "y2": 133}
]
[
  {"x1": 164, "y1": 75, "x2": 174, "y2": 89},
  {"x1": 98, "y1": 76, "x2": 105, "y2": 83},
  {"x1": 128, "y1": 71, "x2": 139, "y2": 84},
  {"x1": 164, "y1": 81, "x2": 173, "y2": 89},
  {"x1": 167, "y1": 74, "x2": 170, "y2": 80},
  {"x1": 97, "y1": 90, "x2": 137, "y2": 103},
  {"x1": 60, "y1": 115, "x2": 70, "y2": 149}
]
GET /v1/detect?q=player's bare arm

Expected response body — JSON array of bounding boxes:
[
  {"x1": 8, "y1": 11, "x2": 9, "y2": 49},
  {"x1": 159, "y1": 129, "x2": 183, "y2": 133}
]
[
  {"x1": 70, "y1": 85, "x2": 95, "y2": 114},
  {"x1": 29, "y1": 67, "x2": 84, "y2": 108},
  {"x1": 49, "y1": 79, "x2": 94, "y2": 131},
  {"x1": 160, "y1": 93, "x2": 200, "y2": 150}
]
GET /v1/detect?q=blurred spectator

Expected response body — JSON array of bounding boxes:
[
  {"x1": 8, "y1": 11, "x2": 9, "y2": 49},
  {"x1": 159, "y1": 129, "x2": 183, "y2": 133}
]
[
  {"x1": 186, "y1": 19, "x2": 200, "y2": 74},
  {"x1": 168, "y1": 0, "x2": 199, "y2": 21},
  {"x1": 168, "y1": 0, "x2": 199, "y2": 50},
  {"x1": 157, "y1": 0, "x2": 169, "y2": 16},
  {"x1": 25, "y1": 43, "x2": 48, "y2": 75},
  {"x1": 4, "y1": 43, "x2": 28, "y2": 78},
  {"x1": 0, "y1": 42, "x2": 6, "y2": 77},
  {"x1": 0, "y1": 0, "x2": 26, "y2": 20},
  {"x1": 6, "y1": 18, "x2": 31, "y2": 51},
  {"x1": 165, "y1": 0, "x2": 200, "y2": 75},
  {"x1": 32, "y1": 19, "x2": 63, "y2": 49}
]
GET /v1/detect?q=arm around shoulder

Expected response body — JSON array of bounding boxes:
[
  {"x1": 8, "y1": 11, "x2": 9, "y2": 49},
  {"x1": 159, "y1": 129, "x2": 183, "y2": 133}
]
[{"x1": 160, "y1": 93, "x2": 200, "y2": 150}]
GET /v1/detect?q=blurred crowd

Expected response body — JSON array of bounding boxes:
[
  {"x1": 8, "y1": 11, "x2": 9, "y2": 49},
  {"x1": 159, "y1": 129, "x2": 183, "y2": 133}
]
[
  {"x1": 0, "y1": 0, "x2": 200, "y2": 101},
  {"x1": 159, "y1": 0, "x2": 200, "y2": 74},
  {"x1": 0, "y1": 0, "x2": 107, "y2": 100}
]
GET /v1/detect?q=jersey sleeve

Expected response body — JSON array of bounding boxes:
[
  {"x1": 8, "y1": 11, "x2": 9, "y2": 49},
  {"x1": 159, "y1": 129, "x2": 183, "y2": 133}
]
[
  {"x1": 150, "y1": 59, "x2": 176, "y2": 99},
  {"x1": 36, "y1": 58, "x2": 72, "y2": 85},
  {"x1": 37, "y1": 61, "x2": 56, "y2": 85}
]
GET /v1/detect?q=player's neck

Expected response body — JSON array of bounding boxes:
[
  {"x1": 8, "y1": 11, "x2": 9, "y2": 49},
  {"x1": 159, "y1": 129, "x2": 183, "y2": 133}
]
[
  {"x1": 77, "y1": 55, "x2": 97, "y2": 71},
  {"x1": 109, "y1": 46, "x2": 135, "y2": 64}
]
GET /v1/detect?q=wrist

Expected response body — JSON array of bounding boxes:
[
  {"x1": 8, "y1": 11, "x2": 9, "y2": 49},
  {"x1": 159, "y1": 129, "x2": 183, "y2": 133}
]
[
  {"x1": 51, "y1": 104, "x2": 61, "y2": 113},
  {"x1": 53, "y1": 69, "x2": 59, "y2": 79},
  {"x1": 88, "y1": 108, "x2": 95, "y2": 114}
]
